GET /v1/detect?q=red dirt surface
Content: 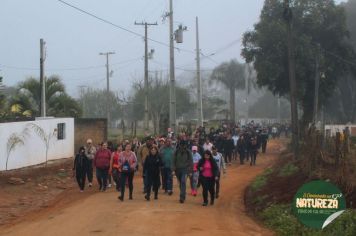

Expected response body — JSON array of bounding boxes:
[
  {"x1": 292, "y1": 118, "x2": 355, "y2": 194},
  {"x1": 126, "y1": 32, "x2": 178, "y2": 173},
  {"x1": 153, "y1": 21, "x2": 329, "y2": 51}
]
[{"x1": 0, "y1": 140, "x2": 284, "y2": 236}]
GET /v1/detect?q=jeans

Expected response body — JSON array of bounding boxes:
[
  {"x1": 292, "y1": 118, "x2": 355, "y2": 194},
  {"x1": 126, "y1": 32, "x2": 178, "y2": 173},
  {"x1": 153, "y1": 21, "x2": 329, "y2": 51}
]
[
  {"x1": 250, "y1": 151, "x2": 257, "y2": 165},
  {"x1": 201, "y1": 176, "x2": 215, "y2": 204},
  {"x1": 261, "y1": 141, "x2": 267, "y2": 153},
  {"x1": 190, "y1": 171, "x2": 199, "y2": 191},
  {"x1": 120, "y1": 171, "x2": 134, "y2": 199},
  {"x1": 224, "y1": 152, "x2": 232, "y2": 164},
  {"x1": 175, "y1": 168, "x2": 187, "y2": 201},
  {"x1": 112, "y1": 169, "x2": 121, "y2": 191},
  {"x1": 239, "y1": 151, "x2": 245, "y2": 164},
  {"x1": 162, "y1": 167, "x2": 173, "y2": 192},
  {"x1": 215, "y1": 173, "x2": 221, "y2": 197},
  {"x1": 146, "y1": 176, "x2": 160, "y2": 199},
  {"x1": 96, "y1": 167, "x2": 108, "y2": 190},
  {"x1": 76, "y1": 170, "x2": 86, "y2": 190},
  {"x1": 143, "y1": 170, "x2": 148, "y2": 193},
  {"x1": 87, "y1": 159, "x2": 93, "y2": 183}
]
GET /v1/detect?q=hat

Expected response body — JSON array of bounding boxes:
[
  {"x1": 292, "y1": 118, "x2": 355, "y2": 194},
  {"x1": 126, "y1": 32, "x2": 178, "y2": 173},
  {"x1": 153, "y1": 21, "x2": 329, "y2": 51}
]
[
  {"x1": 192, "y1": 146, "x2": 198, "y2": 151},
  {"x1": 86, "y1": 138, "x2": 92, "y2": 144}
]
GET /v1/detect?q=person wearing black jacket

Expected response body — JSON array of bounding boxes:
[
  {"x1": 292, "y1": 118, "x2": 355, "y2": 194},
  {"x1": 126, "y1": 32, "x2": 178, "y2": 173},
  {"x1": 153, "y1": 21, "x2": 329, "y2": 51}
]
[
  {"x1": 197, "y1": 150, "x2": 219, "y2": 206},
  {"x1": 73, "y1": 146, "x2": 89, "y2": 192},
  {"x1": 143, "y1": 146, "x2": 163, "y2": 200},
  {"x1": 223, "y1": 134, "x2": 235, "y2": 165},
  {"x1": 249, "y1": 137, "x2": 259, "y2": 166},
  {"x1": 237, "y1": 135, "x2": 246, "y2": 165}
]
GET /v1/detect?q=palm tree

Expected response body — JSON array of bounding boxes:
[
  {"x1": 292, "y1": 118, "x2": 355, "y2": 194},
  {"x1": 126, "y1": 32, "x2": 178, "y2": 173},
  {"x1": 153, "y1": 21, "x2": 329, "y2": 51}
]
[
  {"x1": 6, "y1": 133, "x2": 25, "y2": 170},
  {"x1": 26, "y1": 123, "x2": 56, "y2": 166},
  {"x1": 48, "y1": 94, "x2": 82, "y2": 118},
  {"x1": 18, "y1": 76, "x2": 65, "y2": 116},
  {"x1": 12, "y1": 76, "x2": 81, "y2": 118},
  {"x1": 211, "y1": 60, "x2": 246, "y2": 122}
]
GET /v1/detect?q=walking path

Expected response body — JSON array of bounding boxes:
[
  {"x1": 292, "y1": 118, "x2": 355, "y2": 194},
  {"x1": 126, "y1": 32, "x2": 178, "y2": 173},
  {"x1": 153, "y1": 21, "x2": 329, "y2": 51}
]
[{"x1": 0, "y1": 140, "x2": 284, "y2": 236}]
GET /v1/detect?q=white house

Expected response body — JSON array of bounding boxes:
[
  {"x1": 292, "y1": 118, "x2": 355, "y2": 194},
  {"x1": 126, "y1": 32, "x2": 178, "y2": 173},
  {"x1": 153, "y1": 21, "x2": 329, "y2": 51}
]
[
  {"x1": 0, "y1": 118, "x2": 74, "y2": 171},
  {"x1": 324, "y1": 124, "x2": 356, "y2": 137}
]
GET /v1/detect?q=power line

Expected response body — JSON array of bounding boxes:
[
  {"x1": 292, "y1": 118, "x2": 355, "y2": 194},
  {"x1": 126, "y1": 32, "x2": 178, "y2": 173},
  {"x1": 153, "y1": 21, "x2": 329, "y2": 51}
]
[
  {"x1": 0, "y1": 57, "x2": 142, "y2": 72},
  {"x1": 57, "y1": 0, "x2": 195, "y2": 54},
  {"x1": 322, "y1": 49, "x2": 356, "y2": 67}
]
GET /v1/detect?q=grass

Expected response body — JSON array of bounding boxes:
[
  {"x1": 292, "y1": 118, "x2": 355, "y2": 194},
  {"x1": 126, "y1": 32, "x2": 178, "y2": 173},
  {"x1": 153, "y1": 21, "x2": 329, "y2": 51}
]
[
  {"x1": 259, "y1": 204, "x2": 356, "y2": 236},
  {"x1": 250, "y1": 168, "x2": 273, "y2": 192},
  {"x1": 278, "y1": 163, "x2": 299, "y2": 177}
]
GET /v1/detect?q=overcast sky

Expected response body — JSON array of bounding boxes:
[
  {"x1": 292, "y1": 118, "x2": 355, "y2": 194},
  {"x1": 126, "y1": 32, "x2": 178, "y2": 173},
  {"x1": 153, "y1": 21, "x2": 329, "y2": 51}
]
[{"x1": 0, "y1": 0, "x2": 345, "y2": 97}]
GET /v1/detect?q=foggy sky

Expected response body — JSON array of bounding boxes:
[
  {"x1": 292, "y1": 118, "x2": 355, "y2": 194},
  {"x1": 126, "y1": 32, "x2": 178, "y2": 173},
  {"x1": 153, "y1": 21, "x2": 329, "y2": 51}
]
[{"x1": 0, "y1": 0, "x2": 345, "y2": 97}]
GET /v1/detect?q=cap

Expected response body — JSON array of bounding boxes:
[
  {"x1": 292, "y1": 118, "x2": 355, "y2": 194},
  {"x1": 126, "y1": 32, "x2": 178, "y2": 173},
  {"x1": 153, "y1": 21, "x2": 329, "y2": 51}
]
[
  {"x1": 86, "y1": 139, "x2": 92, "y2": 144},
  {"x1": 192, "y1": 146, "x2": 198, "y2": 151}
]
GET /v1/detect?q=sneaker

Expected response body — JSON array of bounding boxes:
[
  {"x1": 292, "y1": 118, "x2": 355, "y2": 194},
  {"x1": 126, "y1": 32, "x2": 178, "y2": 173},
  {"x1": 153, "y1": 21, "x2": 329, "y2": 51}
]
[
  {"x1": 129, "y1": 195, "x2": 133, "y2": 200},
  {"x1": 145, "y1": 195, "x2": 150, "y2": 201},
  {"x1": 202, "y1": 202, "x2": 208, "y2": 206},
  {"x1": 118, "y1": 196, "x2": 124, "y2": 201},
  {"x1": 179, "y1": 199, "x2": 184, "y2": 204},
  {"x1": 108, "y1": 184, "x2": 112, "y2": 188},
  {"x1": 89, "y1": 183, "x2": 92, "y2": 187},
  {"x1": 168, "y1": 191, "x2": 173, "y2": 196},
  {"x1": 80, "y1": 190, "x2": 84, "y2": 193}
]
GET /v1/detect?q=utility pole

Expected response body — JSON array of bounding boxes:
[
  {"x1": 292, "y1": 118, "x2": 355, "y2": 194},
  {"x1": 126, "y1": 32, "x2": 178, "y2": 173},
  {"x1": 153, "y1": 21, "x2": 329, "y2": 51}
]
[
  {"x1": 277, "y1": 96, "x2": 281, "y2": 123},
  {"x1": 196, "y1": 17, "x2": 203, "y2": 127},
  {"x1": 313, "y1": 44, "x2": 321, "y2": 124},
  {"x1": 135, "y1": 21, "x2": 157, "y2": 132},
  {"x1": 169, "y1": 0, "x2": 176, "y2": 134},
  {"x1": 246, "y1": 65, "x2": 252, "y2": 125},
  {"x1": 284, "y1": 0, "x2": 299, "y2": 158},
  {"x1": 99, "y1": 52, "x2": 115, "y2": 129},
  {"x1": 40, "y1": 39, "x2": 46, "y2": 117}
]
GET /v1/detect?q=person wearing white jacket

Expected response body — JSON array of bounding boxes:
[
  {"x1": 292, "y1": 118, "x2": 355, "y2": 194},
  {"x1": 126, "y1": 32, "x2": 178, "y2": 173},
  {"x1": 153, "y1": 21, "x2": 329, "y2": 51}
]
[{"x1": 212, "y1": 146, "x2": 226, "y2": 199}]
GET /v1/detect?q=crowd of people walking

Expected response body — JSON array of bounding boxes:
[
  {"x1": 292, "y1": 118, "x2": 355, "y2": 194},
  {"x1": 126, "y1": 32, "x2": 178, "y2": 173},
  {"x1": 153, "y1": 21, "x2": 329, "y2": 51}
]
[{"x1": 73, "y1": 122, "x2": 286, "y2": 206}]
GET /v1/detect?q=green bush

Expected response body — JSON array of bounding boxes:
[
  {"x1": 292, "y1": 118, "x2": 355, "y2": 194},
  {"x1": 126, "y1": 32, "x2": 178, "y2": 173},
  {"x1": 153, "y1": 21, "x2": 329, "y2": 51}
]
[
  {"x1": 259, "y1": 204, "x2": 356, "y2": 236},
  {"x1": 278, "y1": 163, "x2": 299, "y2": 177}
]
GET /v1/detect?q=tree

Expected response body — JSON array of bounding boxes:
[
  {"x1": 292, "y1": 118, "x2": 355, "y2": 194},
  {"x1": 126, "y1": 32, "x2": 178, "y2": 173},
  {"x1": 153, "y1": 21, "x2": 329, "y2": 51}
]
[
  {"x1": 242, "y1": 0, "x2": 355, "y2": 125},
  {"x1": 26, "y1": 123, "x2": 56, "y2": 166},
  {"x1": 9, "y1": 76, "x2": 81, "y2": 118},
  {"x1": 6, "y1": 133, "x2": 25, "y2": 170},
  {"x1": 210, "y1": 60, "x2": 246, "y2": 122},
  {"x1": 129, "y1": 78, "x2": 193, "y2": 135},
  {"x1": 78, "y1": 88, "x2": 121, "y2": 122},
  {"x1": 249, "y1": 91, "x2": 291, "y2": 119},
  {"x1": 324, "y1": 0, "x2": 356, "y2": 123}
]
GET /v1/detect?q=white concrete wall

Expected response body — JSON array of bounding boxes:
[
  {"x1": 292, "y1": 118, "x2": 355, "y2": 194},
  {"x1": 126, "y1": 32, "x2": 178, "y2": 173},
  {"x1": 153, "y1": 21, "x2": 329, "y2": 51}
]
[
  {"x1": 0, "y1": 118, "x2": 74, "y2": 171},
  {"x1": 325, "y1": 124, "x2": 356, "y2": 137}
]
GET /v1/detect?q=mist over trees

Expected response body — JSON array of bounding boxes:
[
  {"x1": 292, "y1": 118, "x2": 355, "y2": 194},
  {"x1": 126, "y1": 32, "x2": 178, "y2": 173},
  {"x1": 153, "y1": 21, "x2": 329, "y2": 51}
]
[
  {"x1": 210, "y1": 60, "x2": 246, "y2": 121},
  {"x1": 325, "y1": 0, "x2": 356, "y2": 123},
  {"x1": 242, "y1": 0, "x2": 356, "y2": 125}
]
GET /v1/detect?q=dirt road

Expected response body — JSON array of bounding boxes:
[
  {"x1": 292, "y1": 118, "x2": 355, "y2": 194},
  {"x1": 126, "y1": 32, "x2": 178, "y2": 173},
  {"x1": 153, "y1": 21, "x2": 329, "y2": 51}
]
[{"x1": 0, "y1": 141, "x2": 283, "y2": 236}]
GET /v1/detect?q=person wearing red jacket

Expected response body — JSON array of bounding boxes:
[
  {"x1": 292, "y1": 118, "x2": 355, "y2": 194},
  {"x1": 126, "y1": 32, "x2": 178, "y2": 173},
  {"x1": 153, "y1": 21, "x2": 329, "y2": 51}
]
[{"x1": 93, "y1": 142, "x2": 112, "y2": 192}]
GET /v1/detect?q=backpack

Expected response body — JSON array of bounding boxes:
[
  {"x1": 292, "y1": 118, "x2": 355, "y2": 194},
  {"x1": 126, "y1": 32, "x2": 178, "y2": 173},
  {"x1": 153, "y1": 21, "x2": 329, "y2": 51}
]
[{"x1": 122, "y1": 160, "x2": 131, "y2": 173}]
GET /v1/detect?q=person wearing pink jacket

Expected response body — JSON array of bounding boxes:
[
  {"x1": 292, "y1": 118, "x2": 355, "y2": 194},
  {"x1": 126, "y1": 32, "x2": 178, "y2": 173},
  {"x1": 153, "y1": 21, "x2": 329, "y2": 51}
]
[{"x1": 118, "y1": 143, "x2": 137, "y2": 201}]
